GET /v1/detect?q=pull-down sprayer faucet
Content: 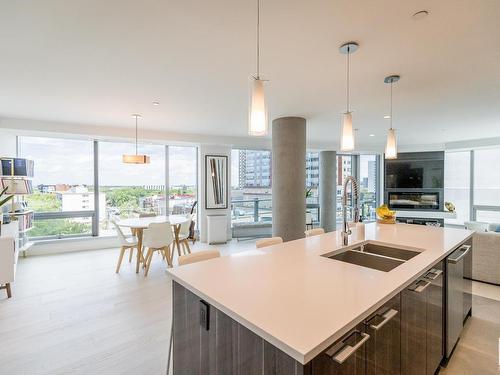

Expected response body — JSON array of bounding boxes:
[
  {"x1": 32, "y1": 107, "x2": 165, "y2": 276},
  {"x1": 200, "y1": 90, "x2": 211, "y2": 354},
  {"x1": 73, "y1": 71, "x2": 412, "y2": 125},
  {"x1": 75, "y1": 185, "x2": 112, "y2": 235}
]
[{"x1": 341, "y1": 176, "x2": 360, "y2": 246}]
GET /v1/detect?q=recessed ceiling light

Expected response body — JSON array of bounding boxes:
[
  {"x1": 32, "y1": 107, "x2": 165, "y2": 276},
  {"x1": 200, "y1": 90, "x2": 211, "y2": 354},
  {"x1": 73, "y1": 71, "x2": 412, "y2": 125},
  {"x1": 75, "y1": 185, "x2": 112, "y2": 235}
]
[
  {"x1": 369, "y1": 134, "x2": 375, "y2": 137},
  {"x1": 412, "y1": 10, "x2": 429, "y2": 20},
  {"x1": 152, "y1": 101, "x2": 160, "y2": 106},
  {"x1": 384, "y1": 115, "x2": 391, "y2": 119}
]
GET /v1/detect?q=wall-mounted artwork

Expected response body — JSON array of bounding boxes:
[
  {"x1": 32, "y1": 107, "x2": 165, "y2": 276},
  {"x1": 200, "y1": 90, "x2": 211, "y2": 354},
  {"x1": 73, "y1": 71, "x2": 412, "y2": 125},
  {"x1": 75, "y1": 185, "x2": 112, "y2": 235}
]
[{"x1": 205, "y1": 155, "x2": 228, "y2": 209}]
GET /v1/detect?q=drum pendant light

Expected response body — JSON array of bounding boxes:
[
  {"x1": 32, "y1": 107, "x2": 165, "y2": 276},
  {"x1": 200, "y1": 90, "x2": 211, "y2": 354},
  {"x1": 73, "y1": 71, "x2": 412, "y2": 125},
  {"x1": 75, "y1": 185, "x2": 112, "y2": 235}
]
[
  {"x1": 123, "y1": 114, "x2": 150, "y2": 164},
  {"x1": 384, "y1": 75, "x2": 400, "y2": 160},
  {"x1": 339, "y1": 42, "x2": 358, "y2": 151},
  {"x1": 248, "y1": 0, "x2": 268, "y2": 136}
]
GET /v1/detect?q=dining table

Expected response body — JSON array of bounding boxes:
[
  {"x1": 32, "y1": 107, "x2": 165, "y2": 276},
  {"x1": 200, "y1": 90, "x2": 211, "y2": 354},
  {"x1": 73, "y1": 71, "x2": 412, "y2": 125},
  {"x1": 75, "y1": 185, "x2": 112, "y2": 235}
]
[{"x1": 117, "y1": 215, "x2": 189, "y2": 272}]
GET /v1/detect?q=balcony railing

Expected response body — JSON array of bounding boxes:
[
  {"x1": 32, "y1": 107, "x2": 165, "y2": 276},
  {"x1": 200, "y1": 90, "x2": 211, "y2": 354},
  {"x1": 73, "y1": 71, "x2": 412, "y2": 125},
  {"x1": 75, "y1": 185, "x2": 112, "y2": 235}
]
[{"x1": 231, "y1": 195, "x2": 377, "y2": 228}]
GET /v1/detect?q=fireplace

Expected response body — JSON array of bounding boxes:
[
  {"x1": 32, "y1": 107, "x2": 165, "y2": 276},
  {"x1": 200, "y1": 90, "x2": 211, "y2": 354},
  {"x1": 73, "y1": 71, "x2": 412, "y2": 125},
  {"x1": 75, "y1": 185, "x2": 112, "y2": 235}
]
[{"x1": 387, "y1": 191, "x2": 441, "y2": 211}]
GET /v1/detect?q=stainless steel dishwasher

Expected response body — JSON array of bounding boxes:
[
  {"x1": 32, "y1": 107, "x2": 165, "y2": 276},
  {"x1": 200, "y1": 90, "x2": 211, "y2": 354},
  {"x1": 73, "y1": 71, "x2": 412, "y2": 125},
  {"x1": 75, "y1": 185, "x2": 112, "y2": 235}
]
[
  {"x1": 445, "y1": 243, "x2": 472, "y2": 359},
  {"x1": 463, "y1": 239, "x2": 473, "y2": 321}
]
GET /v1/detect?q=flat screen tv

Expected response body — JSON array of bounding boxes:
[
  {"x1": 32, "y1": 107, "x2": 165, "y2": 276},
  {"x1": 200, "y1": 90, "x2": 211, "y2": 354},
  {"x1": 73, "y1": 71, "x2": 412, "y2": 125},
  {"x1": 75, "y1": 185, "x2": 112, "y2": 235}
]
[{"x1": 385, "y1": 162, "x2": 424, "y2": 189}]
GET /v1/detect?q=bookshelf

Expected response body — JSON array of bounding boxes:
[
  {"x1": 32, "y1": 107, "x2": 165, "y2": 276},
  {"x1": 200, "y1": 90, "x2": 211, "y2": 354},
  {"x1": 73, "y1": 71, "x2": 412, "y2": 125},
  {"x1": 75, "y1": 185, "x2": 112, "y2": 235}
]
[{"x1": 0, "y1": 157, "x2": 35, "y2": 255}]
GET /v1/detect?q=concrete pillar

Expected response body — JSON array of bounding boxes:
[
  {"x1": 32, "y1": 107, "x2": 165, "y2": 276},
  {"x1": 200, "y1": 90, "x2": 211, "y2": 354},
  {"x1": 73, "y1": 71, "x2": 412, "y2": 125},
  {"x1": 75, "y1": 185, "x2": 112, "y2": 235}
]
[
  {"x1": 319, "y1": 151, "x2": 337, "y2": 232},
  {"x1": 272, "y1": 117, "x2": 306, "y2": 241}
]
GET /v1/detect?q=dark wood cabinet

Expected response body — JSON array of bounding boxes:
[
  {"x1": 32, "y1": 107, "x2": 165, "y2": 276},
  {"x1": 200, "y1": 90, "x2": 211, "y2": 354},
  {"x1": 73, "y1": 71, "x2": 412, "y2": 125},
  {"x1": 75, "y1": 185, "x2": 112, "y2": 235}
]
[
  {"x1": 172, "y1": 281, "x2": 307, "y2": 375},
  {"x1": 401, "y1": 261, "x2": 444, "y2": 375},
  {"x1": 365, "y1": 295, "x2": 401, "y2": 375},
  {"x1": 311, "y1": 323, "x2": 367, "y2": 375},
  {"x1": 401, "y1": 279, "x2": 428, "y2": 375}
]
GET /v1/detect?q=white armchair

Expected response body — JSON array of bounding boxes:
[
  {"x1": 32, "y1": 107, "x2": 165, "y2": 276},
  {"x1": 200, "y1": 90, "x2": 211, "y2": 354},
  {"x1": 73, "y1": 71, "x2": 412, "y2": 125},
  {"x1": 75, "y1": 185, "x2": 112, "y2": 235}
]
[
  {"x1": 465, "y1": 221, "x2": 500, "y2": 285},
  {"x1": 0, "y1": 237, "x2": 15, "y2": 297},
  {"x1": 0, "y1": 221, "x2": 19, "y2": 298}
]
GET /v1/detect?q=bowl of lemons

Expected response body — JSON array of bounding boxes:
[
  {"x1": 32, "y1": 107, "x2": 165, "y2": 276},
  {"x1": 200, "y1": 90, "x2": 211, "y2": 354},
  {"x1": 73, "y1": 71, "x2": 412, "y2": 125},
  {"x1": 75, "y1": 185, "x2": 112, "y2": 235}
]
[{"x1": 376, "y1": 204, "x2": 397, "y2": 224}]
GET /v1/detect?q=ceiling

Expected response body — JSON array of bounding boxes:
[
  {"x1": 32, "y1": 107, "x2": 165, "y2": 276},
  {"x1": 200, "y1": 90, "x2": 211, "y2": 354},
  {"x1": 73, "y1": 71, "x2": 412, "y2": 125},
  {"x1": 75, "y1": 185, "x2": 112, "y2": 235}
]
[{"x1": 0, "y1": 0, "x2": 499, "y2": 147}]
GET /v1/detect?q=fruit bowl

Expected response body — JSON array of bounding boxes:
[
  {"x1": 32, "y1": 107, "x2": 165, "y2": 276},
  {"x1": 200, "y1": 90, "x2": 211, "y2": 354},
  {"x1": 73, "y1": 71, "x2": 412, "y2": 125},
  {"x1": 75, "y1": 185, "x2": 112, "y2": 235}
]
[{"x1": 376, "y1": 204, "x2": 397, "y2": 224}]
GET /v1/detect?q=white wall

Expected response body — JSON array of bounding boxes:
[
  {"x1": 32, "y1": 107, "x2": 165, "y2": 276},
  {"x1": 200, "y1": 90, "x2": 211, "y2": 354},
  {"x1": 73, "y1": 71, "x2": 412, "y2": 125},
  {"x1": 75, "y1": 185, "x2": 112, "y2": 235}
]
[
  {"x1": 198, "y1": 144, "x2": 232, "y2": 243},
  {"x1": 0, "y1": 130, "x2": 17, "y2": 156}
]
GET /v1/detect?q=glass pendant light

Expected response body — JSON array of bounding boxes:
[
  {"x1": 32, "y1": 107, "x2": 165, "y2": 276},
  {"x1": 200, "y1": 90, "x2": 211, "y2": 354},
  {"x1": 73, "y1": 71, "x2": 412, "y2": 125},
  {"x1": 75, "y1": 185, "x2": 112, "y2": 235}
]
[
  {"x1": 123, "y1": 114, "x2": 150, "y2": 164},
  {"x1": 339, "y1": 42, "x2": 358, "y2": 151},
  {"x1": 248, "y1": 0, "x2": 268, "y2": 136},
  {"x1": 384, "y1": 75, "x2": 400, "y2": 160}
]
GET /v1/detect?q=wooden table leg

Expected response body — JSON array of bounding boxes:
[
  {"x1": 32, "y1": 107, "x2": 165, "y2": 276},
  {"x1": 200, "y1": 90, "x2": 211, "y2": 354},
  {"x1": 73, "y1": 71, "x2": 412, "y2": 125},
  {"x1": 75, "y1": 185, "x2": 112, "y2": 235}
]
[
  {"x1": 174, "y1": 225, "x2": 181, "y2": 257},
  {"x1": 136, "y1": 229, "x2": 144, "y2": 273},
  {"x1": 5, "y1": 283, "x2": 12, "y2": 298},
  {"x1": 165, "y1": 245, "x2": 173, "y2": 267}
]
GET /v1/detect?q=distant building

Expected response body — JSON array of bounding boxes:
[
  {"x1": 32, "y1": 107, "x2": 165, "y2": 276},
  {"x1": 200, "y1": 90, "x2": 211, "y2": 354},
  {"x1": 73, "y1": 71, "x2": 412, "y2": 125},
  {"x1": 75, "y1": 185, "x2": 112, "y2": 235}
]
[
  {"x1": 56, "y1": 185, "x2": 106, "y2": 221},
  {"x1": 337, "y1": 157, "x2": 352, "y2": 187},
  {"x1": 37, "y1": 184, "x2": 56, "y2": 193},
  {"x1": 238, "y1": 150, "x2": 272, "y2": 188},
  {"x1": 368, "y1": 160, "x2": 377, "y2": 192},
  {"x1": 306, "y1": 152, "x2": 319, "y2": 188}
]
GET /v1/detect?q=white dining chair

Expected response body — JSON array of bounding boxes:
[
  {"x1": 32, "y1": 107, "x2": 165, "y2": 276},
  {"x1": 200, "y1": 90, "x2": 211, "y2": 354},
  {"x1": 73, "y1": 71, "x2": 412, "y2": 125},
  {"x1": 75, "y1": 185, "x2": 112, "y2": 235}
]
[
  {"x1": 143, "y1": 222, "x2": 175, "y2": 275},
  {"x1": 112, "y1": 220, "x2": 139, "y2": 273},
  {"x1": 304, "y1": 227, "x2": 325, "y2": 237},
  {"x1": 178, "y1": 249, "x2": 221, "y2": 266},
  {"x1": 166, "y1": 249, "x2": 221, "y2": 375},
  {"x1": 177, "y1": 215, "x2": 193, "y2": 256},
  {"x1": 255, "y1": 236, "x2": 283, "y2": 249}
]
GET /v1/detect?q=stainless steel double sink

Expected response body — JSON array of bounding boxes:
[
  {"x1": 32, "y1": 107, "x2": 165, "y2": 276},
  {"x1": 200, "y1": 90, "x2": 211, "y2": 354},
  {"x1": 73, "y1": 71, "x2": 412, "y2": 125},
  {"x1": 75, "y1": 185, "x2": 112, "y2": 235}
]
[{"x1": 322, "y1": 241, "x2": 423, "y2": 272}]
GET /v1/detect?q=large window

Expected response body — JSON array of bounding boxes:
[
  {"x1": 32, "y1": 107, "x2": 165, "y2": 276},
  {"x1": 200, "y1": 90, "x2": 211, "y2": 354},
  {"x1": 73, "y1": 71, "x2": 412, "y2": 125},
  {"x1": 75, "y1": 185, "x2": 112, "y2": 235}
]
[
  {"x1": 306, "y1": 152, "x2": 320, "y2": 224},
  {"x1": 444, "y1": 151, "x2": 471, "y2": 225},
  {"x1": 473, "y1": 148, "x2": 500, "y2": 222},
  {"x1": 231, "y1": 149, "x2": 272, "y2": 227},
  {"x1": 98, "y1": 142, "x2": 166, "y2": 236},
  {"x1": 337, "y1": 154, "x2": 354, "y2": 224},
  {"x1": 359, "y1": 155, "x2": 378, "y2": 222},
  {"x1": 169, "y1": 146, "x2": 198, "y2": 216},
  {"x1": 444, "y1": 147, "x2": 500, "y2": 226},
  {"x1": 18, "y1": 136, "x2": 198, "y2": 240},
  {"x1": 18, "y1": 136, "x2": 95, "y2": 238},
  {"x1": 336, "y1": 154, "x2": 379, "y2": 224}
]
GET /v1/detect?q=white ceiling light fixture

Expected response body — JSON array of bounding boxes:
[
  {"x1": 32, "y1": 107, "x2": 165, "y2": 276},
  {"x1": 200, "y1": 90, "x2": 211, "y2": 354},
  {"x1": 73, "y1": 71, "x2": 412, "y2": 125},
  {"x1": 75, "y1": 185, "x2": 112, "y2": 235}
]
[
  {"x1": 248, "y1": 0, "x2": 268, "y2": 137},
  {"x1": 384, "y1": 75, "x2": 400, "y2": 160},
  {"x1": 339, "y1": 42, "x2": 359, "y2": 152},
  {"x1": 123, "y1": 114, "x2": 150, "y2": 164}
]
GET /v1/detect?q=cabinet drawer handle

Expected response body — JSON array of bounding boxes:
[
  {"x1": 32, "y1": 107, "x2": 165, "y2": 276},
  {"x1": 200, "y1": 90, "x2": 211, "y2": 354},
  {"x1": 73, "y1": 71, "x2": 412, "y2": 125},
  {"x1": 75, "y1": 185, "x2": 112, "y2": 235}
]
[
  {"x1": 367, "y1": 309, "x2": 399, "y2": 331},
  {"x1": 424, "y1": 269, "x2": 443, "y2": 280},
  {"x1": 448, "y1": 245, "x2": 471, "y2": 264},
  {"x1": 409, "y1": 280, "x2": 431, "y2": 293},
  {"x1": 326, "y1": 331, "x2": 370, "y2": 364}
]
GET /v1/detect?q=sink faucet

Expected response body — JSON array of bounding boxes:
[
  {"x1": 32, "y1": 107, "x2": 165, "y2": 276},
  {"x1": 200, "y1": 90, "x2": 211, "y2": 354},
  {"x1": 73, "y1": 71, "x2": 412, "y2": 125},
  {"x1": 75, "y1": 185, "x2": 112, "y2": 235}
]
[{"x1": 341, "y1": 175, "x2": 360, "y2": 246}]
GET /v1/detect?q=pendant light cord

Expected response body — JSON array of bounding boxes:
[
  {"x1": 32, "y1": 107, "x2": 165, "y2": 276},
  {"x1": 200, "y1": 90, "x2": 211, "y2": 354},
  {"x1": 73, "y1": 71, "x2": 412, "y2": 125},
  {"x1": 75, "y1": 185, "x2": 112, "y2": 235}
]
[
  {"x1": 256, "y1": 0, "x2": 260, "y2": 79},
  {"x1": 135, "y1": 115, "x2": 138, "y2": 155},
  {"x1": 346, "y1": 46, "x2": 350, "y2": 112},
  {"x1": 390, "y1": 81, "x2": 393, "y2": 130}
]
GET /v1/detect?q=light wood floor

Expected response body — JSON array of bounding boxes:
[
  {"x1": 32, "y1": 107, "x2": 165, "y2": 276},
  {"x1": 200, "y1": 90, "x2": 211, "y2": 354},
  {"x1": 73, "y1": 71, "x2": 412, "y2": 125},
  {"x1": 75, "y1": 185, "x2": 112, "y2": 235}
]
[{"x1": 1, "y1": 243, "x2": 499, "y2": 375}]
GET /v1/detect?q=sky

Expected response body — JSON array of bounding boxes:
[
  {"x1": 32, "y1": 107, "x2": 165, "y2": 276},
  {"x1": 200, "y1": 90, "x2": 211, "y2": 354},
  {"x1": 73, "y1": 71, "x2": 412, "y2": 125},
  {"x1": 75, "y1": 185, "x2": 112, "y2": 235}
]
[{"x1": 19, "y1": 136, "x2": 197, "y2": 186}]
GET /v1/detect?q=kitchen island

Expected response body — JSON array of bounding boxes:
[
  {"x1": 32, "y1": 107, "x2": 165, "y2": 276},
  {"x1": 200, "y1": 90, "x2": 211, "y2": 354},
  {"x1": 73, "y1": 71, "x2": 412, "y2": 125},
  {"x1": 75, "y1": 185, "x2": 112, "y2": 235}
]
[{"x1": 167, "y1": 223, "x2": 473, "y2": 374}]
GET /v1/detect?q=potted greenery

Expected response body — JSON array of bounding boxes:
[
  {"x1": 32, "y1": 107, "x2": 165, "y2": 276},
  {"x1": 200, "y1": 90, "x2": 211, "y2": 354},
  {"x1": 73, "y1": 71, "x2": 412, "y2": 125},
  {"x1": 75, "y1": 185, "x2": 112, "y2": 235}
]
[{"x1": 0, "y1": 186, "x2": 14, "y2": 236}]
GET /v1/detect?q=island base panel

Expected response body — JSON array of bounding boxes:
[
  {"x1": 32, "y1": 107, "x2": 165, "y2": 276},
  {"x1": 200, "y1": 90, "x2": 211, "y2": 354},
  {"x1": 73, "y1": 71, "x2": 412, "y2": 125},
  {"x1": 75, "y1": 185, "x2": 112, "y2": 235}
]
[{"x1": 172, "y1": 281, "x2": 310, "y2": 375}]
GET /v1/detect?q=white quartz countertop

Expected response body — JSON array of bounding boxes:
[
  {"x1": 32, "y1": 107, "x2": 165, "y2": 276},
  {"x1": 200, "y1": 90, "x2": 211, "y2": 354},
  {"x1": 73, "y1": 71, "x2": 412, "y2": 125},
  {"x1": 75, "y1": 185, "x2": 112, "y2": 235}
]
[{"x1": 167, "y1": 223, "x2": 473, "y2": 364}]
